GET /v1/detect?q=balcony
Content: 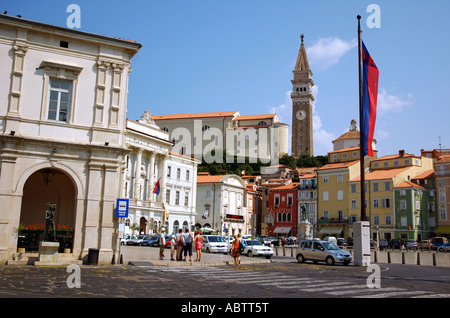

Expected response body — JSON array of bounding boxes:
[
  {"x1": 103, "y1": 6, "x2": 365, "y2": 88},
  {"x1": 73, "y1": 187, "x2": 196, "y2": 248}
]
[{"x1": 318, "y1": 218, "x2": 348, "y2": 225}]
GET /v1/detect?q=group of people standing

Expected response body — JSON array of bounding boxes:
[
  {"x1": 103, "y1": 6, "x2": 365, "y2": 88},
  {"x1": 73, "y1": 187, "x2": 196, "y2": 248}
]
[
  {"x1": 159, "y1": 229, "x2": 246, "y2": 266},
  {"x1": 159, "y1": 227, "x2": 205, "y2": 262}
]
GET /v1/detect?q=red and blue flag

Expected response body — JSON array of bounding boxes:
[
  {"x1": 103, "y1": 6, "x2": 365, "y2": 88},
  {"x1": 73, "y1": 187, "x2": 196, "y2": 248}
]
[
  {"x1": 361, "y1": 41, "x2": 379, "y2": 157},
  {"x1": 152, "y1": 177, "x2": 161, "y2": 195}
]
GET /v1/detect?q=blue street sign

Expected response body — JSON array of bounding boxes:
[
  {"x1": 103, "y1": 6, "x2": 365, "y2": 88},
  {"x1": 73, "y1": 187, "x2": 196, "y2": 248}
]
[{"x1": 116, "y1": 198, "x2": 129, "y2": 218}]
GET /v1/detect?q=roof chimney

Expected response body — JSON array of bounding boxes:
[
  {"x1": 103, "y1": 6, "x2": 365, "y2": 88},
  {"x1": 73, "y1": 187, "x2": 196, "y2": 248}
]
[{"x1": 399, "y1": 150, "x2": 405, "y2": 157}]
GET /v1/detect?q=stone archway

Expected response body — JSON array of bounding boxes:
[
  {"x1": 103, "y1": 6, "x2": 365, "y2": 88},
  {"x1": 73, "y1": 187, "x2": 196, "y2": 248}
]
[{"x1": 18, "y1": 168, "x2": 76, "y2": 252}]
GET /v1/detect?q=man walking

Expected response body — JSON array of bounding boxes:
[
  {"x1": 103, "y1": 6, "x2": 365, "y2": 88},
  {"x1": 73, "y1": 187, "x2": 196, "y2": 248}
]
[{"x1": 159, "y1": 227, "x2": 166, "y2": 260}]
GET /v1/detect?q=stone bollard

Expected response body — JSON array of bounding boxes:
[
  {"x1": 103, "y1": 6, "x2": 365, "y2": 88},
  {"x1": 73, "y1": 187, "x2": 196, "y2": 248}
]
[
  {"x1": 387, "y1": 251, "x2": 391, "y2": 263},
  {"x1": 402, "y1": 252, "x2": 405, "y2": 264},
  {"x1": 417, "y1": 253, "x2": 421, "y2": 265},
  {"x1": 433, "y1": 253, "x2": 437, "y2": 266}
]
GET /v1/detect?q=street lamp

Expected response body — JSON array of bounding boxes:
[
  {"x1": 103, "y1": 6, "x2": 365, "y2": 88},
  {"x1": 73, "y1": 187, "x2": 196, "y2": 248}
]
[{"x1": 41, "y1": 168, "x2": 54, "y2": 185}]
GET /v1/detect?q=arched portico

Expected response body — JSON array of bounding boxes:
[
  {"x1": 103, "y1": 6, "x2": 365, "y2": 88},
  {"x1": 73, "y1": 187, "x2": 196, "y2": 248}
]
[{"x1": 13, "y1": 162, "x2": 85, "y2": 259}]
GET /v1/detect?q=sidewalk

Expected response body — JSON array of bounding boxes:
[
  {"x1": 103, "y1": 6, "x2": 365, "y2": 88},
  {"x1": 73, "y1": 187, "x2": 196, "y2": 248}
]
[{"x1": 120, "y1": 245, "x2": 271, "y2": 267}]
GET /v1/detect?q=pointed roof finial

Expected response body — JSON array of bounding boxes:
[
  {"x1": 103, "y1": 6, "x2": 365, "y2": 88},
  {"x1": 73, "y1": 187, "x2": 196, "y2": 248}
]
[{"x1": 300, "y1": 34, "x2": 304, "y2": 44}]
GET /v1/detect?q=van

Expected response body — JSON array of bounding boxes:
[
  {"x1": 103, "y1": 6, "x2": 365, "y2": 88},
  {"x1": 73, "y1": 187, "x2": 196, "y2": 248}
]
[{"x1": 202, "y1": 235, "x2": 228, "y2": 254}]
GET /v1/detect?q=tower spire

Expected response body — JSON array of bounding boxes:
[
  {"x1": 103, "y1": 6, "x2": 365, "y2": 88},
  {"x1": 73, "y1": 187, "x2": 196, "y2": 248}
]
[{"x1": 294, "y1": 34, "x2": 311, "y2": 73}]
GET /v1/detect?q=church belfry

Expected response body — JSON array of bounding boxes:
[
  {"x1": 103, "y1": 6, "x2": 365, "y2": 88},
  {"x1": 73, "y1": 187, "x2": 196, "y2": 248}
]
[{"x1": 291, "y1": 34, "x2": 314, "y2": 157}]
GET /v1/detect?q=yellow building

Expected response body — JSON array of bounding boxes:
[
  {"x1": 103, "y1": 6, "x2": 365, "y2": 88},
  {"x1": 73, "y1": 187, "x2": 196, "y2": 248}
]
[
  {"x1": 316, "y1": 160, "x2": 360, "y2": 238},
  {"x1": 349, "y1": 150, "x2": 434, "y2": 240}
]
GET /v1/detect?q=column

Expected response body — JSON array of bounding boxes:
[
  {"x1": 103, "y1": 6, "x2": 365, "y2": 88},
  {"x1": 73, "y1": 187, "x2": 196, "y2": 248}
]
[
  {"x1": 147, "y1": 152, "x2": 156, "y2": 201},
  {"x1": 134, "y1": 149, "x2": 142, "y2": 199}
]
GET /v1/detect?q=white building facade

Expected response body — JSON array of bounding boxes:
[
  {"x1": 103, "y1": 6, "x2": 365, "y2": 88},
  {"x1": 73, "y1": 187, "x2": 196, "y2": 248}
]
[
  {"x1": 196, "y1": 173, "x2": 247, "y2": 236},
  {"x1": 0, "y1": 15, "x2": 141, "y2": 264},
  {"x1": 123, "y1": 113, "x2": 199, "y2": 237}
]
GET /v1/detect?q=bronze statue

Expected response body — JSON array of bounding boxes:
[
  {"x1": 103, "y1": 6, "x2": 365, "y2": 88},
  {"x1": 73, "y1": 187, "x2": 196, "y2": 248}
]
[{"x1": 44, "y1": 202, "x2": 56, "y2": 241}]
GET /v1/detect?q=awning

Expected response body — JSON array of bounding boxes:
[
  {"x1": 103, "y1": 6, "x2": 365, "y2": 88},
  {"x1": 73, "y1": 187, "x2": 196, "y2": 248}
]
[
  {"x1": 273, "y1": 226, "x2": 292, "y2": 234},
  {"x1": 319, "y1": 226, "x2": 343, "y2": 235},
  {"x1": 434, "y1": 226, "x2": 450, "y2": 235}
]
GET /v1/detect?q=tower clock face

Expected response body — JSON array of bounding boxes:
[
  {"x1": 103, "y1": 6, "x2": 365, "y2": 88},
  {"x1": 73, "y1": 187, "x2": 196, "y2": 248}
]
[{"x1": 296, "y1": 110, "x2": 306, "y2": 120}]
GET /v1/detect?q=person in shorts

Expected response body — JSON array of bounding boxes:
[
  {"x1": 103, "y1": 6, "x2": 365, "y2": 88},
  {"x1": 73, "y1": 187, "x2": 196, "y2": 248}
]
[
  {"x1": 183, "y1": 228, "x2": 194, "y2": 262},
  {"x1": 159, "y1": 227, "x2": 166, "y2": 260}
]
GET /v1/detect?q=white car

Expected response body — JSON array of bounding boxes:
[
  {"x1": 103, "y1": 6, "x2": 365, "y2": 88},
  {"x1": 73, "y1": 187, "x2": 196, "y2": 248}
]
[
  {"x1": 202, "y1": 235, "x2": 228, "y2": 254},
  {"x1": 242, "y1": 239, "x2": 274, "y2": 259}
]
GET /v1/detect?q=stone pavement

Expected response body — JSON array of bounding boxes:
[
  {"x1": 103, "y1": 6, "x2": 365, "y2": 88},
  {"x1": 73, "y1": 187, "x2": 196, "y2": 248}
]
[{"x1": 120, "y1": 245, "x2": 271, "y2": 266}]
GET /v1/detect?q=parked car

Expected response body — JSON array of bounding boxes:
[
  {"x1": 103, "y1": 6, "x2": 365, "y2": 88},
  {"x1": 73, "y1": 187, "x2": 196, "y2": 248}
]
[
  {"x1": 346, "y1": 238, "x2": 353, "y2": 247},
  {"x1": 120, "y1": 234, "x2": 135, "y2": 245},
  {"x1": 296, "y1": 240, "x2": 352, "y2": 266},
  {"x1": 431, "y1": 237, "x2": 448, "y2": 250},
  {"x1": 140, "y1": 235, "x2": 154, "y2": 246},
  {"x1": 258, "y1": 236, "x2": 272, "y2": 246},
  {"x1": 438, "y1": 243, "x2": 450, "y2": 253},
  {"x1": 148, "y1": 235, "x2": 160, "y2": 247},
  {"x1": 242, "y1": 239, "x2": 274, "y2": 259},
  {"x1": 378, "y1": 239, "x2": 387, "y2": 250},
  {"x1": 336, "y1": 238, "x2": 348, "y2": 247},
  {"x1": 127, "y1": 234, "x2": 145, "y2": 246},
  {"x1": 202, "y1": 235, "x2": 228, "y2": 254},
  {"x1": 405, "y1": 240, "x2": 418, "y2": 250},
  {"x1": 387, "y1": 239, "x2": 402, "y2": 249},
  {"x1": 419, "y1": 240, "x2": 431, "y2": 250}
]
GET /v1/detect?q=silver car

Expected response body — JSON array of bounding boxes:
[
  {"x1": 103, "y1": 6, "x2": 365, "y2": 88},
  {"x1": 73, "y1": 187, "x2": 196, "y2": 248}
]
[{"x1": 296, "y1": 240, "x2": 352, "y2": 266}]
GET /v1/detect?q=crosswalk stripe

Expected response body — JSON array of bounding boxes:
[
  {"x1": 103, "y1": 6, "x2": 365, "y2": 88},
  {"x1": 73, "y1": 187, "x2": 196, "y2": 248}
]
[
  {"x1": 412, "y1": 294, "x2": 450, "y2": 298},
  {"x1": 295, "y1": 282, "x2": 359, "y2": 292},
  {"x1": 353, "y1": 290, "x2": 433, "y2": 298},
  {"x1": 259, "y1": 278, "x2": 314, "y2": 286},
  {"x1": 325, "y1": 285, "x2": 393, "y2": 295}
]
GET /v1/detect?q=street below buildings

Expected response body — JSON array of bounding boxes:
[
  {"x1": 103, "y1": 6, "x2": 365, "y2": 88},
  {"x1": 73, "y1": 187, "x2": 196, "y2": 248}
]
[{"x1": 1, "y1": 246, "x2": 449, "y2": 303}]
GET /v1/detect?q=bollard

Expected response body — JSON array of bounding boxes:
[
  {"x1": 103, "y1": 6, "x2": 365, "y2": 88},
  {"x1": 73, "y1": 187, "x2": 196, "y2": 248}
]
[
  {"x1": 291, "y1": 246, "x2": 294, "y2": 257},
  {"x1": 283, "y1": 246, "x2": 286, "y2": 256},
  {"x1": 402, "y1": 252, "x2": 405, "y2": 264},
  {"x1": 374, "y1": 250, "x2": 377, "y2": 263},
  {"x1": 433, "y1": 253, "x2": 437, "y2": 266},
  {"x1": 275, "y1": 246, "x2": 278, "y2": 256},
  {"x1": 387, "y1": 251, "x2": 391, "y2": 263},
  {"x1": 417, "y1": 252, "x2": 421, "y2": 265}
]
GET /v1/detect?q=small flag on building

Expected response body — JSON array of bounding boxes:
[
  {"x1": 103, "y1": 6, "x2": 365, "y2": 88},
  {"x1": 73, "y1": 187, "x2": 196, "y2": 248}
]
[{"x1": 152, "y1": 177, "x2": 161, "y2": 195}]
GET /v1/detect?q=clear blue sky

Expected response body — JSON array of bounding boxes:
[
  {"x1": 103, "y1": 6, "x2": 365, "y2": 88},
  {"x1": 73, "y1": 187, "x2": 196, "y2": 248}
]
[{"x1": 4, "y1": 0, "x2": 450, "y2": 157}]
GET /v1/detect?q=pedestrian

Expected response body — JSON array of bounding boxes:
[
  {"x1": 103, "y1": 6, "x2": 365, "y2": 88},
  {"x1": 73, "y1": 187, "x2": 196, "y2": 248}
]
[
  {"x1": 170, "y1": 234, "x2": 176, "y2": 261},
  {"x1": 176, "y1": 228, "x2": 184, "y2": 261},
  {"x1": 194, "y1": 230, "x2": 205, "y2": 262},
  {"x1": 231, "y1": 235, "x2": 241, "y2": 265},
  {"x1": 159, "y1": 227, "x2": 166, "y2": 260},
  {"x1": 183, "y1": 228, "x2": 194, "y2": 262}
]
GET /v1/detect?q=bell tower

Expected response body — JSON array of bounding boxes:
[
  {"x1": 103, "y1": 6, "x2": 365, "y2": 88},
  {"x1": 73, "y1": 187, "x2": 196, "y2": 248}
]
[{"x1": 291, "y1": 34, "x2": 314, "y2": 157}]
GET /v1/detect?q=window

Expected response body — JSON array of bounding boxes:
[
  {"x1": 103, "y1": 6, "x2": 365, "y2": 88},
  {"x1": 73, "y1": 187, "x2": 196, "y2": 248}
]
[
  {"x1": 351, "y1": 184, "x2": 357, "y2": 193},
  {"x1": 337, "y1": 190, "x2": 343, "y2": 201},
  {"x1": 274, "y1": 194, "x2": 280, "y2": 206},
  {"x1": 323, "y1": 211, "x2": 329, "y2": 219},
  {"x1": 373, "y1": 183, "x2": 379, "y2": 192},
  {"x1": 48, "y1": 79, "x2": 72, "y2": 122},
  {"x1": 167, "y1": 166, "x2": 171, "y2": 178},
  {"x1": 400, "y1": 200, "x2": 407, "y2": 210},
  {"x1": 383, "y1": 197, "x2": 391, "y2": 208},
  {"x1": 338, "y1": 210, "x2": 344, "y2": 220},
  {"x1": 440, "y1": 206, "x2": 447, "y2": 220},
  {"x1": 401, "y1": 216, "x2": 407, "y2": 227},
  {"x1": 258, "y1": 121, "x2": 267, "y2": 126},
  {"x1": 323, "y1": 191, "x2": 329, "y2": 201},
  {"x1": 374, "y1": 215, "x2": 380, "y2": 226},
  {"x1": 386, "y1": 215, "x2": 392, "y2": 225},
  {"x1": 323, "y1": 176, "x2": 329, "y2": 183},
  {"x1": 337, "y1": 174, "x2": 343, "y2": 183},
  {"x1": 287, "y1": 194, "x2": 293, "y2": 206},
  {"x1": 373, "y1": 198, "x2": 379, "y2": 208},
  {"x1": 351, "y1": 199, "x2": 357, "y2": 209},
  {"x1": 186, "y1": 170, "x2": 190, "y2": 181},
  {"x1": 175, "y1": 191, "x2": 180, "y2": 205},
  {"x1": 184, "y1": 193, "x2": 189, "y2": 207},
  {"x1": 166, "y1": 190, "x2": 171, "y2": 204},
  {"x1": 384, "y1": 182, "x2": 391, "y2": 191}
]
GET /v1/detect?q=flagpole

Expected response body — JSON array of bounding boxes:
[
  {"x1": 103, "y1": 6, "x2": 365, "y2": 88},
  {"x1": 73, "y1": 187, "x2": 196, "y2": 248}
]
[{"x1": 357, "y1": 15, "x2": 366, "y2": 222}]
